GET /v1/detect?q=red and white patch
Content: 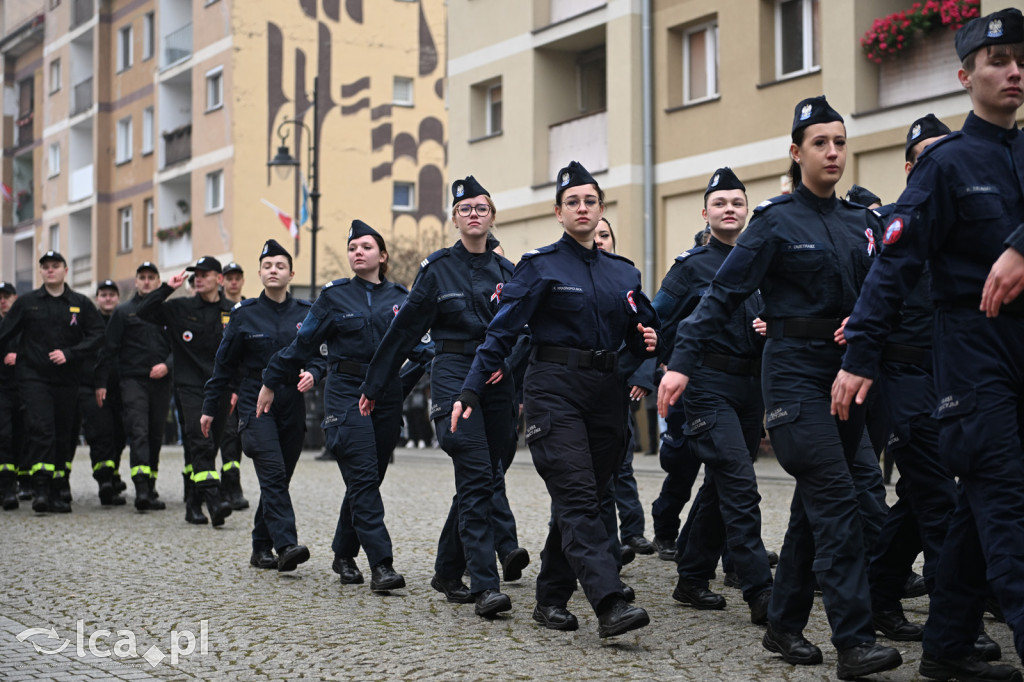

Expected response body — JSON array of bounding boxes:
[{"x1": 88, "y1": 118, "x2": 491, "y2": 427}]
[
  {"x1": 626, "y1": 290, "x2": 637, "y2": 313},
  {"x1": 490, "y1": 283, "x2": 503, "y2": 303},
  {"x1": 392, "y1": 304, "x2": 400, "y2": 316},
  {"x1": 182, "y1": 330, "x2": 193, "y2": 342},
  {"x1": 296, "y1": 322, "x2": 303, "y2": 330},
  {"x1": 883, "y1": 218, "x2": 903, "y2": 245},
  {"x1": 865, "y1": 228, "x2": 876, "y2": 256}
]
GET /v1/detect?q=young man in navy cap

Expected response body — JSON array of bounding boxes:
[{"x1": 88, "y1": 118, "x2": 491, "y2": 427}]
[
  {"x1": 137, "y1": 256, "x2": 235, "y2": 526},
  {"x1": 0, "y1": 252, "x2": 104, "y2": 513},
  {"x1": 217, "y1": 260, "x2": 249, "y2": 511},
  {"x1": 834, "y1": 7, "x2": 1024, "y2": 678}
]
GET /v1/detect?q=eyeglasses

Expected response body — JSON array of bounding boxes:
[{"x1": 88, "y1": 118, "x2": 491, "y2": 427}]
[
  {"x1": 456, "y1": 203, "x2": 491, "y2": 217},
  {"x1": 561, "y1": 197, "x2": 600, "y2": 210}
]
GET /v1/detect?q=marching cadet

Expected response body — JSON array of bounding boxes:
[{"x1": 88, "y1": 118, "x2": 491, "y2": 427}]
[
  {"x1": 0, "y1": 281, "x2": 21, "y2": 509},
  {"x1": 833, "y1": 8, "x2": 1024, "y2": 679},
  {"x1": 98, "y1": 262, "x2": 172, "y2": 511},
  {"x1": 205, "y1": 239, "x2": 322, "y2": 572},
  {"x1": 137, "y1": 256, "x2": 234, "y2": 526},
  {"x1": 218, "y1": 260, "x2": 248, "y2": 511},
  {"x1": 452, "y1": 161, "x2": 658, "y2": 638},
  {"x1": 659, "y1": 97, "x2": 902, "y2": 679},
  {"x1": 0, "y1": 252, "x2": 104, "y2": 513}
]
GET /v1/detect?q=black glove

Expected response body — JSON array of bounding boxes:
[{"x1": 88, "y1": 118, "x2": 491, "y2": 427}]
[{"x1": 456, "y1": 389, "x2": 481, "y2": 413}]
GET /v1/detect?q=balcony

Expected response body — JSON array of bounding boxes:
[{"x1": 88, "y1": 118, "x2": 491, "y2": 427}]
[
  {"x1": 71, "y1": 78, "x2": 93, "y2": 117},
  {"x1": 163, "y1": 124, "x2": 192, "y2": 167},
  {"x1": 158, "y1": 232, "x2": 192, "y2": 268},
  {"x1": 70, "y1": 165, "x2": 94, "y2": 202},
  {"x1": 71, "y1": 0, "x2": 94, "y2": 29},
  {"x1": 14, "y1": 189, "x2": 33, "y2": 223},
  {"x1": 550, "y1": 0, "x2": 604, "y2": 24},
  {"x1": 163, "y1": 23, "x2": 192, "y2": 68},
  {"x1": 548, "y1": 110, "x2": 607, "y2": 183},
  {"x1": 16, "y1": 112, "x2": 33, "y2": 148},
  {"x1": 71, "y1": 254, "x2": 92, "y2": 288}
]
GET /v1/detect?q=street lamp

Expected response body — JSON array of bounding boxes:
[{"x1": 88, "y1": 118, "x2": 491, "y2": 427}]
[{"x1": 268, "y1": 75, "x2": 321, "y2": 299}]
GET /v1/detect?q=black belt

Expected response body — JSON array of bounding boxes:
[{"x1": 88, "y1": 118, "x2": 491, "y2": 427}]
[
  {"x1": 246, "y1": 367, "x2": 264, "y2": 381},
  {"x1": 766, "y1": 317, "x2": 842, "y2": 340},
  {"x1": 533, "y1": 345, "x2": 618, "y2": 372},
  {"x1": 435, "y1": 339, "x2": 482, "y2": 355},
  {"x1": 333, "y1": 360, "x2": 369, "y2": 378},
  {"x1": 882, "y1": 343, "x2": 931, "y2": 368},
  {"x1": 700, "y1": 352, "x2": 761, "y2": 377}
]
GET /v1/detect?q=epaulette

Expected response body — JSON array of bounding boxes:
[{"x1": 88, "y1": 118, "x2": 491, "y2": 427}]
[
  {"x1": 675, "y1": 245, "x2": 707, "y2": 262},
  {"x1": 753, "y1": 194, "x2": 794, "y2": 214},
  {"x1": 496, "y1": 253, "x2": 516, "y2": 273},
  {"x1": 519, "y1": 244, "x2": 558, "y2": 260},
  {"x1": 915, "y1": 130, "x2": 961, "y2": 162},
  {"x1": 322, "y1": 278, "x2": 349, "y2": 290},
  {"x1": 601, "y1": 250, "x2": 635, "y2": 266},
  {"x1": 419, "y1": 248, "x2": 451, "y2": 270},
  {"x1": 233, "y1": 298, "x2": 258, "y2": 311}
]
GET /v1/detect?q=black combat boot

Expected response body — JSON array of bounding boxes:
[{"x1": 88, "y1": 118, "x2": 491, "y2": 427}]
[
  {"x1": 202, "y1": 486, "x2": 232, "y2": 527},
  {"x1": 31, "y1": 476, "x2": 50, "y2": 513},
  {"x1": 0, "y1": 476, "x2": 19, "y2": 510}
]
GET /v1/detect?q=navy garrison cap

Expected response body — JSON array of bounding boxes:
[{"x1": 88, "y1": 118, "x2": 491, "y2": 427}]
[
  {"x1": 0, "y1": 282, "x2": 17, "y2": 295},
  {"x1": 555, "y1": 161, "x2": 598, "y2": 197},
  {"x1": 847, "y1": 185, "x2": 882, "y2": 207},
  {"x1": 905, "y1": 113, "x2": 952, "y2": 161},
  {"x1": 955, "y1": 8, "x2": 1024, "y2": 61},
  {"x1": 451, "y1": 175, "x2": 489, "y2": 203},
  {"x1": 792, "y1": 95, "x2": 844, "y2": 137},
  {"x1": 347, "y1": 219, "x2": 383, "y2": 245},
  {"x1": 186, "y1": 256, "x2": 222, "y2": 273},
  {"x1": 260, "y1": 239, "x2": 292, "y2": 269},
  {"x1": 704, "y1": 167, "x2": 746, "y2": 199}
]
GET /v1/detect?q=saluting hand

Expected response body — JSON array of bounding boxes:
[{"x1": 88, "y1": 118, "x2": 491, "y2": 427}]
[
  {"x1": 359, "y1": 394, "x2": 375, "y2": 416},
  {"x1": 167, "y1": 269, "x2": 188, "y2": 290},
  {"x1": 830, "y1": 369, "x2": 873, "y2": 421},
  {"x1": 657, "y1": 370, "x2": 689, "y2": 418},
  {"x1": 256, "y1": 385, "x2": 275, "y2": 417},
  {"x1": 639, "y1": 323, "x2": 657, "y2": 351},
  {"x1": 980, "y1": 247, "x2": 1024, "y2": 317}
]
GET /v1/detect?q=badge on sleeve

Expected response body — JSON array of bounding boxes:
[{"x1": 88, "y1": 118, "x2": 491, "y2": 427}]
[
  {"x1": 883, "y1": 218, "x2": 903, "y2": 245},
  {"x1": 490, "y1": 283, "x2": 503, "y2": 303},
  {"x1": 626, "y1": 290, "x2": 637, "y2": 313}
]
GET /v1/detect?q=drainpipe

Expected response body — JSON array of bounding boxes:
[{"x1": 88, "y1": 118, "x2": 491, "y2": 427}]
[{"x1": 641, "y1": 0, "x2": 654, "y2": 293}]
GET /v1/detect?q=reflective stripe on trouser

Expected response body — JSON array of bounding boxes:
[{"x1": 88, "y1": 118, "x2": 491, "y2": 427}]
[
  {"x1": 132, "y1": 465, "x2": 153, "y2": 478},
  {"x1": 93, "y1": 460, "x2": 116, "y2": 472}
]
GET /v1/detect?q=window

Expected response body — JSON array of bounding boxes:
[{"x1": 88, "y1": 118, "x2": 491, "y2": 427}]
[
  {"x1": 775, "y1": 0, "x2": 819, "y2": 79},
  {"x1": 119, "y1": 206, "x2": 133, "y2": 252},
  {"x1": 117, "y1": 24, "x2": 133, "y2": 72},
  {"x1": 142, "y1": 107, "x2": 154, "y2": 155},
  {"x1": 144, "y1": 198, "x2": 154, "y2": 246},
  {"x1": 116, "y1": 116, "x2": 132, "y2": 163},
  {"x1": 577, "y1": 47, "x2": 606, "y2": 113},
  {"x1": 683, "y1": 22, "x2": 718, "y2": 104},
  {"x1": 205, "y1": 170, "x2": 224, "y2": 213},
  {"x1": 393, "y1": 77, "x2": 414, "y2": 106},
  {"x1": 143, "y1": 13, "x2": 155, "y2": 61},
  {"x1": 205, "y1": 67, "x2": 223, "y2": 111},
  {"x1": 486, "y1": 84, "x2": 502, "y2": 135},
  {"x1": 48, "y1": 143, "x2": 60, "y2": 177},
  {"x1": 392, "y1": 181, "x2": 415, "y2": 211},
  {"x1": 49, "y1": 59, "x2": 61, "y2": 94},
  {"x1": 49, "y1": 224, "x2": 60, "y2": 252}
]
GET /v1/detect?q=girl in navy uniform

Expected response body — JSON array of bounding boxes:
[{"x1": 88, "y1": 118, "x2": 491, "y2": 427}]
[
  {"x1": 452, "y1": 161, "x2": 659, "y2": 638},
  {"x1": 659, "y1": 97, "x2": 902, "y2": 679},
  {"x1": 258, "y1": 221, "x2": 410, "y2": 592}
]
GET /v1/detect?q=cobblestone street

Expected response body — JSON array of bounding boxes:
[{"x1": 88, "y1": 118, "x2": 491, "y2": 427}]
[{"x1": 0, "y1": 445, "x2": 1014, "y2": 680}]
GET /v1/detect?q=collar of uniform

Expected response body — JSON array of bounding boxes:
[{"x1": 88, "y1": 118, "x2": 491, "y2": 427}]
[
  {"x1": 353, "y1": 275, "x2": 387, "y2": 289},
  {"x1": 451, "y1": 238, "x2": 491, "y2": 267},
  {"x1": 35, "y1": 283, "x2": 70, "y2": 299},
  {"x1": 559, "y1": 232, "x2": 599, "y2": 261},
  {"x1": 707, "y1": 235, "x2": 734, "y2": 253},
  {"x1": 963, "y1": 110, "x2": 1020, "y2": 145},
  {"x1": 794, "y1": 183, "x2": 837, "y2": 214},
  {"x1": 257, "y1": 290, "x2": 292, "y2": 308}
]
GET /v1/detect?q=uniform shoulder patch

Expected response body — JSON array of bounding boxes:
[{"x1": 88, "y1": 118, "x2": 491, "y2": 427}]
[
  {"x1": 753, "y1": 194, "x2": 793, "y2": 214},
  {"x1": 519, "y1": 243, "x2": 558, "y2": 260},
  {"x1": 233, "y1": 298, "x2": 258, "y2": 311},
  {"x1": 602, "y1": 251, "x2": 635, "y2": 266},
  {"x1": 420, "y1": 248, "x2": 451, "y2": 270},
  {"x1": 675, "y1": 245, "x2": 708, "y2": 262},
  {"x1": 916, "y1": 130, "x2": 961, "y2": 162},
  {"x1": 322, "y1": 278, "x2": 349, "y2": 289}
]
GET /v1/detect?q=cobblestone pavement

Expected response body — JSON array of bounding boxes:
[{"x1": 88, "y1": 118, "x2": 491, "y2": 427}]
[{"x1": 0, "y1": 444, "x2": 1015, "y2": 680}]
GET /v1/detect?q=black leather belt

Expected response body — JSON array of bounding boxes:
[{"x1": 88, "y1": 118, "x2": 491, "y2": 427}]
[
  {"x1": 533, "y1": 345, "x2": 618, "y2": 372},
  {"x1": 247, "y1": 367, "x2": 264, "y2": 381},
  {"x1": 766, "y1": 317, "x2": 842, "y2": 340},
  {"x1": 700, "y1": 352, "x2": 761, "y2": 377},
  {"x1": 882, "y1": 343, "x2": 931, "y2": 368},
  {"x1": 435, "y1": 339, "x2": 482, "y2": 355},
  {"x1": 333, "y1": 360, "x2": 369, "y2": 378}
]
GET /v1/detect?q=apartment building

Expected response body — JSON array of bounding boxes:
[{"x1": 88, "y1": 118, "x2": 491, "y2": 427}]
[
  {"x1": 0, "y1": 0, "x2": 448, "y2": 296},
  {"x1": 447, "y1": 0, "x2": 1007, "y2": 289}
]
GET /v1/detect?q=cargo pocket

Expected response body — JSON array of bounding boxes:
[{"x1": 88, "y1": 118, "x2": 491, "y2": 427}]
[
  {"x1": 933, "y1": 389, "x2": 978, "y2": 477},
  {"x1": 524, "y1": 413, "x2": 551, "y2": 444},
  {"x1": 431, "y1": 398, "x2": 461, "y2": 452},
  {"x1": 764, "y1": 403, "x2": 802, "y2": 474}
]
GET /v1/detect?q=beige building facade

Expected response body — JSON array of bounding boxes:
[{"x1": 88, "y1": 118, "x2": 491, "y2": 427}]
[
  {"x1": 447, "y1": 0, "x2": 1019, "y2": 290},
  {"x1": 0, "y1": 0, "x2": 448, "y2": 297}
]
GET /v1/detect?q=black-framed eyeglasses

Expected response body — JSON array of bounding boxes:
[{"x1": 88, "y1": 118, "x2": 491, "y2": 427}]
[
  {"x1": 561, "y1": 197, "x2": 600, "y2": 210},
  {"x1": 456, "y1": 204, "x2": 491, "y2": 217}
]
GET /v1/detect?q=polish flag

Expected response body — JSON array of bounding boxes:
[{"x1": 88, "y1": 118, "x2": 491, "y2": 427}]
[
  {"x1": 1, "y1": 183, "x2": 12, "y2": 203},
  {"x1": 260, "y1": 198, "x2": 299, "y2": 239}
]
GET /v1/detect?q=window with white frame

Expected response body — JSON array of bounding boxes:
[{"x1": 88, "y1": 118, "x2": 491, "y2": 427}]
[
  {"x1": 49, "y1": 224, "x2": 60, "y2": 252},
  {"x1": 49, "y1": 59, "x2": 61, "y2": 94},
  {"x1": 48, "y1": 143, "x2": 60, "y2": 177},
  {"x1": 143, "y1": 12, "x2": 155, "y2": 61},
  {"x1": 775, "y1": 0, "x2": 819, "y2": 79},
  {"x1": 117, "y1": 24, "x2": 133, "y2": 72},
  {"x1": 683, "y1": 21, "x2": 718, "y2": 104},
  {"x1": 392, "y1": 181, "x2": 415, "y2": 211},
  {"x1": 486, "y1": 84, "x2": 502, "y2": 135},
  {"x1": 119, "y1": 206, "x2": 133, "y2": 252},
  {"x1": 206, "y1": 170, "x2": 224, "y2": 213},
  {"x1": 206, "y1": 67, "x2": 223, "y2": 111},
  {"x1": 393, "y1": 77, "x2": 414, "y2": 106},
  {"x1": 144, "y1": 197, "x2": 154, "y2": 246},
  {"x1": 116, "y1": 116, "x2": 132, "y2": 163},
  {"x1": 142, "y1": 107, "x2": 154, "y2": 154}
]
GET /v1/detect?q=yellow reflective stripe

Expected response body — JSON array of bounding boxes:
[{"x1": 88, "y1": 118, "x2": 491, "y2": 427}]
[
  {"x1": 221, "y1": 461, "x2": 240, "y2": 472},
  {"x1": 0, "y1": 463, "x2": 15, "y2": 472},
  {"x1": 30, "y1": 463, "x2": 56, "y2": 475},
  {"x1": 53, "y1": 470, "x2": 66, "y2": 479},
  {"x1": 93, "y1": 460, "x2": 116, "y2": 472},
  {"x1": 131, "y1": 465, "x2": 152, "y2": 478},
  {"x1": 190, "y1": 470, "x2": 220, "y2": 483},
  {"x1": 182, "y1": 464, "x2": 194, "y2": 475}
]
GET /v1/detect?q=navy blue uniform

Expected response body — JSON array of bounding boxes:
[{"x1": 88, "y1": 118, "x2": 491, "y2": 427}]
[
  {"x1": 204, "y1": 293, "x2": 323, "y2": 554},
  {"x1": 842, "y1": 112, "x2": 1024, "y2": 661},
  {"x1": 266, "y1": 276, "x2": 411, "y2": 569},
  {"x1": 77, "y1": 311, "x2": 126, "y2": 489},
  {"x1": 0, "y1": 317, "x2": 23, "y2": 502},
  {"x1": 463, "y1": 233, "x2": 659, "y2": 612},
  {"x1": 362, "y1": 241, "x2": 520, "y2": 594},
  {"x1": 675, "y1": 184, "x2": 886, "y2": 650},
  {"x1": 663, "y1": 236, "x2": 772, "y2": 605}
]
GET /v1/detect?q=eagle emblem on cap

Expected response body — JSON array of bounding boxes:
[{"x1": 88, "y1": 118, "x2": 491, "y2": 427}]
[
  {"x1": 911, "y1": 124, "x2": 921, "y2": 140},
  {"x1": 347, "y1": 227, "x2": 354, "y2": 240},
  {"x1": 988, "y1": 18, "x2": 1004, "y2": 38},
  {"x1": 561, "y1": 172, "x2": 570, "y2": 187},
  {"x1": 455, "y1": 183, "x2": 464, "y2": 198},
  {"x1": 800, "y1": 104, "x2": 813, "y2": 121},
  {"x1": 262, "y1": 244, "x2": 269, "y2": 255},
  {"x1": 711, "y1": 174, "x2": 720, "y2": 187}
]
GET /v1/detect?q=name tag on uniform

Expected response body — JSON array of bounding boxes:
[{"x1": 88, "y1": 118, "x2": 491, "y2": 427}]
[
  {"x1": 551, "y1": 285, "x2": 583, "y2": 293},
  {"x1": 782, "y1": 243, "x2": 823, "y2": 252},
  {"x1": 221, "y1": 312, "x2": 231, "y2": 327}
]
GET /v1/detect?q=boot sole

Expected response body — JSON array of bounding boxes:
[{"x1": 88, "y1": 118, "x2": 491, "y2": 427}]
[
  {"x1": 475, "y1": 596, "x2": 512, "y2": 618},
  {"x1": 598, "y1": 610, "x2": 650, "y2": 638},
  {"x1": 430, "y1": 576, "x2": 472, "y2": 603},
  {"x1": 371, "y1": 576, "x2": 407, "y2": 593},
  {"x1": 672, "y1": 587, "x2": 726, "y2": 610},
  {"x1": 919, "y1": 659, "x2": 1022, "y2": 682},
  {"x1": 532, "y1": 608, "x2": 579, "y2": 631},
  {"x1": 838, "y1": 651, "x2": 902, "y2": 680}
]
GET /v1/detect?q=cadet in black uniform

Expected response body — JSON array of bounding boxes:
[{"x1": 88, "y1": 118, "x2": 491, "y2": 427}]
[
  {"x1": 137, "y1": 256, "x2": 234, "y2": 526},
  {"x1": 452, "y1": 161, "x2": 658, "y2": 638},
  {"x1": 205, "y1": 240, "x2": 320, "y2": 572},
  {"x1": 0, "y1": 281, "x2": 21, "y2": 509},
  {"x1": 99, "y1": 262, "x2": 172, "y2": 511},
  {"x1": 0, "y1": 252, "x2": 104, "y2": 513},
  {"x1": 834, "y1": 10, "x2": 1024, "y2": 679},
  {"x1": 262, "y1": 221, "x2": 408, "y2": 592},
  {"x1": 361, "y1": 177, "x2": 523, "y2": 618},
  {"x1": 661, "y1": 168, "x2": 774, "y2": 625},
  {"x1": 659, "y1": 99, "x2": 901, "y2": 679},
  {"x1": 218, "y1": 260, "x2": 248, "y2": 512}
]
